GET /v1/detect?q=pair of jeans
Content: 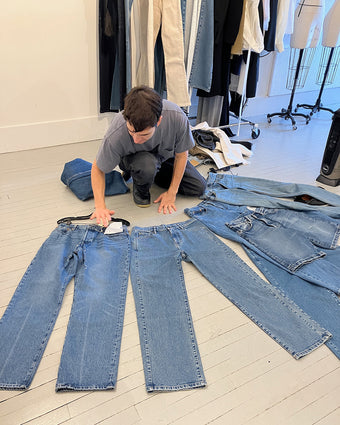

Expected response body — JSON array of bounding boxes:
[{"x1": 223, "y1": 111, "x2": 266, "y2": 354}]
[
  {"x1": 61, "y1": 158, "x2": 129, "y2": 201},
  {"x1": 185, "y1": 201, "x2": 340, "y2": 359},
  {"x1": 225, "y1": 207, "x2": 340, "y2": 291},
  {"x1": 130, "y1": 219, "x2": 331, "y2": 392},
  {"x1": 200, "y1": 174, "x2": 340, "y2": 293},
  {"x1": 0, "y1": 224, "x2": 130, "y2": 390},
  {"x1": 186, "y1": 200, "x2": 340, "y2": 293},
  {"x1": 203, "y1": 173, "x2": 340, "y2": 218},
  {"x1": 183, "y1": 0, "x2": 214, "y2": 92}
]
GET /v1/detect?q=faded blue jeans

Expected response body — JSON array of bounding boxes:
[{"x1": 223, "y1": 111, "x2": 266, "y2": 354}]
[
  {"x1": 185, "y1": 200, "x2": 340, "y2": 359},
  {"x1": 200, "y1": 174, "x2": 340, "y2": 294},
  {"x1": 130, "y1": 219, "x2": 331, "y2": 392},
  {"x1": 0, "y1": 224, "x2": 130, "y2": 391},
  {"x1": 203, "y1": 173, "x2": 340, "y2": 218}
]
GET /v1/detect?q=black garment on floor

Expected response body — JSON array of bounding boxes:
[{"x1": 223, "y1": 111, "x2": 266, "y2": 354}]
[{"x1": 192, "y1": 130, "x2": 219, "y2": 150}]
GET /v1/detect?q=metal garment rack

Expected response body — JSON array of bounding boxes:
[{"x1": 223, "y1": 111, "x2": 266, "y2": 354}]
[
  {"x1": 217, "y1": 112, "x2": 260, "y2": 140},
  {"x1": 233, "y1": 49, "x2": 260, "y2": 139},
  {"x1": 189, "y1": 49, "x2": 261, "y2": 140}
]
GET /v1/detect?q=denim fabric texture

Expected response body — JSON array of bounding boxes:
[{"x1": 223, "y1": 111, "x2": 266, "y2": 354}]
[
  {"x1": 225, "y1": 207, "x2": 340, "y2": 272},
  {"x1": 245, "y1": 249, "x2": 340, "y2": 360},
  {"x1": 125, "y1": 0, "x2": 134, "y2": 93},
  {"x1": 185, "y1": 201, "x2": 340, "y2": 358},
  {"x1": 186, "y1": 199, "x2": 340, "y2": 294},
  {"x1": 188, "y1": 0, "x2": 214, "y2": 91},
  {"x1": 203, "y1": 173, "x2": 340, "y2": 218},
  {"x1": 130, "y1": 219, "x2": 330, "y2": 393},
  {"x1": 61, "y1": 158, "x2": 129, "y2": 201},
  {"x1": 0, "y1": 224, "x2": 130, "y2": 391}
]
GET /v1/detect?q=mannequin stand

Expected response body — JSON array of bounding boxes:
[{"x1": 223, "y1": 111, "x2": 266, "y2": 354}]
[
  {"x1": 296, "y1": 46, "x2": 338, "y2": 116},
  {"x1": 267, "y1": 49, "x2": 311, "y2": 130}
]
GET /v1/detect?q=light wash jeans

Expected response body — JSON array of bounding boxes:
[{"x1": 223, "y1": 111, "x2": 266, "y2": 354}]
[
  {"x1": 0, "y1": 224, "x2": 130, "y2": 391},
  {"x1": 186, "y1": 200, "x2": 340, "y2": 293},
  {"x1": 182, "y1": 0, "x2": 214, "y2": 92},
  {"x1": 203, "y1": 173, "x2": 340, "y2": 218},
  {"x1": 245, "y1": 249, "x2": 340, "y2": 360},
  {"x1": 199, "y1": 175, "x2": 340, "y2": 294},
  {"x1": 130, "y1": 220, "x2": 331, "y2": 392},
  {"x1": 185, "y1": 201, "x2": 340, "y2": 359}
]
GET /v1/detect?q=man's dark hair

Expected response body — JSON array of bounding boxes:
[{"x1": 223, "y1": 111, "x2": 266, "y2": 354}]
[{"x1": 123, "y1": 86, "x2": 163, "y2": 132}]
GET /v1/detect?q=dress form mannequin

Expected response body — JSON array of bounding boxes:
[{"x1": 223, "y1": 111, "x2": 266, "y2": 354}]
[
  {"x1": 296, "y1": 0, "x2": 340, "y2": 115},
  {"x1": 267, "y1": 0, "x2": 325, "y2": 129}
]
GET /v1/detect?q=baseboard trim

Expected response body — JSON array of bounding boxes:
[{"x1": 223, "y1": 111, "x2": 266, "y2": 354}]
[{"x1": 0, "y1": 114, "x2": 114, "y2": 153}]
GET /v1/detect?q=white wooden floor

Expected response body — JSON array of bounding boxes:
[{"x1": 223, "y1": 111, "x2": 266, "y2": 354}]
[{"x1": 1, "y1": 89, "x2": 340, "y2": 425}]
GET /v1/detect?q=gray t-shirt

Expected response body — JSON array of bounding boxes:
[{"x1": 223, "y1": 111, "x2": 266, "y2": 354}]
[{"x1": 96, "y1": 100, "x2": 195, "y2": 173}]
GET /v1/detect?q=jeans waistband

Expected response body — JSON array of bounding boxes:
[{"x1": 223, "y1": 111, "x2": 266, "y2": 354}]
[
  {"x1": 57, "y1": 223, "x2": 129, "y2": 235},
  {"x1": 131, "y1": 218, "x2": 197, "y2": 235}
]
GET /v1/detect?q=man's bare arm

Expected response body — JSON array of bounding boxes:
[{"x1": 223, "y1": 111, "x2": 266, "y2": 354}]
[{"x1": 90, "y1": 160, "x2": 115, "y2": 226}]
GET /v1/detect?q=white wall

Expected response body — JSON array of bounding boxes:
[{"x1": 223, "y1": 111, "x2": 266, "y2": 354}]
[
  {"x1": 0, "y1": 0, "x2": 113, "y2": 153},
  {"x1": 1, "y1": 1, "x2": 339, "y2": 153}
]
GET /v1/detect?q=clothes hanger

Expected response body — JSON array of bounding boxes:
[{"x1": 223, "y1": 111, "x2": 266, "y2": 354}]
[{"x1": 57, "y1": 213, "x2": 130, "y2": 226}]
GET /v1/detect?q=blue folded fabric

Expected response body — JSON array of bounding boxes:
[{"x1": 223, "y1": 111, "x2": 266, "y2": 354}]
[{"x1": 61, "y1": 158, "x2": 130, "y2": 201}]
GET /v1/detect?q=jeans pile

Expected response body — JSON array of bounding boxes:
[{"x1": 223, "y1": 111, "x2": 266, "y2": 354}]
[
  {"x1": 185, "y1": 174, "x2": 340, "y2": 359},
  {"x1": 0, "y1": 214, "x2": 335, "y2": 391}
]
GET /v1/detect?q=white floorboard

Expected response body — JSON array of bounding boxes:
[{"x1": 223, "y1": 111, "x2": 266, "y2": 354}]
[{"x1": 0, "y1": 89, "x2": 340, "y2": 425}]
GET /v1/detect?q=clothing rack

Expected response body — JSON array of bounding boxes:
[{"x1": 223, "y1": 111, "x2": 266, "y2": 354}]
[
  {"x1": 232, "y1": 48, "x2": 260, "y2": 140},
  {"x1": 218, "y1": 113, "x2": 260, "y2": 140}
]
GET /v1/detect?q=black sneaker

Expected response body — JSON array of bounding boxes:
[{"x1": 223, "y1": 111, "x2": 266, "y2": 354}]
[
  {"x1": 133, "y1": 184, "x2": 151, "y2": 207},
  {"x1": 122, "y1": 170, "x2": 131, "y2": 181}
]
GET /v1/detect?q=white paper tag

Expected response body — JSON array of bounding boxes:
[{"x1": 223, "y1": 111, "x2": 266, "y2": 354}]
[{"x1": 104, "y1": 222, "x2": 124, "y2": 234}]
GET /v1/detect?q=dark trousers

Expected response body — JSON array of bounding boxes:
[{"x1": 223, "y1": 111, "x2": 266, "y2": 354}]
[
  {"x1": 119, "y1": 152, "x2": 207, "y2": 196},
  {"x1": 99, "y1": 0, "x2": 126, "y2": 112}
]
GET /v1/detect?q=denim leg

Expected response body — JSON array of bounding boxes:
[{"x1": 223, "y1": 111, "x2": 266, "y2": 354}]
[
  {"x1": 56, "y1": 226, "x2": 130, "y2": 391},
  {"x1": 177, "y1": 220, "x2": 331, "y2": 359},
  {"x1": 0, "y1": 226, "x2": 80, "y2": 389},
  {"x1": 0, "y1": 225, "x2": 130, "y2": 391},
  {"x1": 294, "y1": 248, "x2": 340, "y2": 295},
  {"x1": 245, "y1": 248, "x2": 340, "y2": 359},
  {"x1": 130, "y1": 225, "x2": 206, "y2": 392},
  {"x1": 131, "y1": 220, "x2": 330, "y2": 394},
  {"x1": 225, "y1": 211, "x2": 327, "y2": 272},
  {"x1": 186, "y1": 201, "x2": 340, "y2": 294},
  {"x1": 203, "y1": 174, "x2": 340, "y2": 217},
  {"x1": 252, "y1": 208, "x2": 340, "y2": 249}
]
